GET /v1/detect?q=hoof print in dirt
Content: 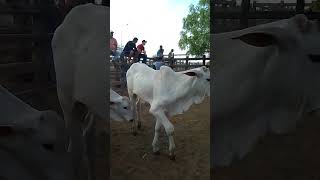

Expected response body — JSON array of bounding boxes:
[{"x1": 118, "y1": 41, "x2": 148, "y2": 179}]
[
  {"x1": 132, "y1": 132, "x2": 137, "y2": 136},
  {"x1": 153, "y1": 151, "x2": 160, "y2": 155},
  {"x1": 169, "y1": 155, "x2": 176, "y2": 161}
]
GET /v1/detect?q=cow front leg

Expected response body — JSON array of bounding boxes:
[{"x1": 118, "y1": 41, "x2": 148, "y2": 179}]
[
  {"x1": 150, "y1": 108, "x2": 176, "y2": 160},
  {"x1": 152, "y1": 119, "x2": 161, "y2": 155},
  {"x1": 84, "y1": 112, "x2": 96, "y2": 180}
]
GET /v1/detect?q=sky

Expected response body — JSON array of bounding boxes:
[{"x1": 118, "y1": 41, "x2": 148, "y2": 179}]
[{"x1": 110, "y1": 0, "x2": 198, "y2": 57}]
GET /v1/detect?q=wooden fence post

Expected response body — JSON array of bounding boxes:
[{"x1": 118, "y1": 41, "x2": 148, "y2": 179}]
[
  {"x1": 185, "y1": 55, "x2": 189, "y2": 70},
  {"x1": 202, "y1": 55, "x2": 206, "y2": 66},
  {"x1": 240, "y1": 0, "x2": 250, "y2": 29},
  {"x1": 32, "y1": 1, "x2": 50, "y2": 109},
  {"x1": 252, "y1": 0, "x2": 256, "y2": 11},
  {"x1": 101, "y1": 0, "x2": 110, "y2": 6},
  {"x1": 296, "y1": 0, "x2": 305, "y2": 14}
]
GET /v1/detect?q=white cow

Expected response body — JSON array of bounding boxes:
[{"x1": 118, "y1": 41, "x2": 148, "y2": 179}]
[
  {"x1": 0, "y1": 85, "x2": 72, "y2": 180},
  {"x1": 110, "y1": 88, "x2": 133, "y2": 122},
  {"x1": 212, "y1": 14, "x2": 320, "y2": 167},
  {"x1": 126, "y1": 63, "x2": 210, "y2": 160},
  {"x1": 52, "y1": 3, "x2": 109, "y2": 180}
]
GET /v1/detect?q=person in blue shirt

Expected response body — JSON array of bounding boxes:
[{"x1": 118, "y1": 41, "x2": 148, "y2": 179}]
[
  {"x1": 154, "y1": 45, "x2": 165, "y2": 70},
  {"x1": 156, "y1": 45, "x2": 164, "y2": 61}
]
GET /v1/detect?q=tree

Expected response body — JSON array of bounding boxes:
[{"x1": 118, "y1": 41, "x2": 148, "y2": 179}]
[
  {"x1": 179, "y1": 0, "x2": 209, "y2": 56},
  {"x1": 310, "y1": 0, "x2": 320, "y2": 12}
]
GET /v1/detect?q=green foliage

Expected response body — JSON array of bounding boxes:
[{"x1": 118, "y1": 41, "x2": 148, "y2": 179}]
[
  {"x1": 179, "y1": 0, "x2": 209, "y2": 56},
  {"x1": 310, "y1": 0, "x2": 320, "y2": 12}
]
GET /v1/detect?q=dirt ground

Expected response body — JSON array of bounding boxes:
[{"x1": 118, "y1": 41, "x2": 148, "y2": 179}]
[
  {"x1": 110, "y1": 97, "x2": 210, "y2": 180},
  {"x1": 213, "y1": 112, "x2": 320, "y2": 180}
]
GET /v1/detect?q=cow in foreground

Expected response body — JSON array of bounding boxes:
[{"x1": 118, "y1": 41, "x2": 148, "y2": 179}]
[
  {"x1": 212, "y1": 14, "x2": 320, "y2": 167},
  {"x1": 126, "y1": 63, "x2": 210, "y2": 160},
  {"x1": 0, "y1": 85, "x2": 72, "y2": 180},
  {"x1": 52, "y1": 3, "x2": 109, "y2": 180}
]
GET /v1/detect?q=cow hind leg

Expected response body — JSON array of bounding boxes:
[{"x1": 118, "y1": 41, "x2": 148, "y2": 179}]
[
  {"x1": 131, "y1": 94, "x2": 138, "y2": 136},
  {"x1": 137, "y1": 98, "x2": 142, "y2": 130}
]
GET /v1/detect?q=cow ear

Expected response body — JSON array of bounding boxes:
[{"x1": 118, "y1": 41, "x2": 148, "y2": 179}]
[
  {"x1": 232, "y1": 32, "x2": 277, "y2": 47},
  {"x1": 0, "y1": 125, "x2": 15, "y2": 137},
  {"x1": 184, "y1": 71, "x2": 197, "y2": 77}
]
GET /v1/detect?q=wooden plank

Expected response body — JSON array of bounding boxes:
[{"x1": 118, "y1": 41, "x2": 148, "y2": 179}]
[
  {"x1": 147, "y1": 57, "x2": 210, "y2": 61},
  {"x1": 0, "y1": 62, "x2": 34, "y2": 80},
  {"x1": 213, "y1": 11, "x2": 320, "y2": 19},
  {"x1": 0, "y1": 5, "x2": 56, "y2": 14},
  {"x1": 0, "y1": 33, "x2": 53, "y2": 39}
]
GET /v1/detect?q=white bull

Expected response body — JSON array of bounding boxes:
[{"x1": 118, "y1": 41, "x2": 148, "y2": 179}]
[
  {"x1": 126, "y1": 63, "x2": 210, "y2": 160},
  {"x1": 212, "y1": 14, "x2": 320, "y2": 167}
]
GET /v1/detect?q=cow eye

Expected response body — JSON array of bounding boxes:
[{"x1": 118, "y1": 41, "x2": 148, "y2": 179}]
[
  {"x1": 308, "y1": 54, "x2": 320, "y2": 63},
  {"x1": 206, "y1": 78, "x2": 210, "y2": 82},
  {"x1": 123, "y1": 107, "x2": 128, "y2": 110}
]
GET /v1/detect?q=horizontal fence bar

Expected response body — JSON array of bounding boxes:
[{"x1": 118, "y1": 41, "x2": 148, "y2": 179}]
[
  {"x1": 0, "y1": 62, "x2": 34, "y2": 80},
  {"x1": 213, "y1": 11, "x2": 320, "y2": 19},
  {"x1": 0, "y1": 33, "x2": 54, "y2": 39},
  {"x1": 147, "y1": 57, "x2": 210, "y2": 61},
  {"x1": 0, "y1": 5, "x2": 56, "y2": 14}
]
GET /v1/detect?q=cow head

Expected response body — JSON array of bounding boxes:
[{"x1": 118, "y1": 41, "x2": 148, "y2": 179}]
[
  {"x1": 0, "y1": 110, "x2": 71, "y2": 180},
  {"x1": 110, "y1": 92, "x2": 134, "y2": 122},
  {"x1": 183, "y1": 66, "x2": 210, "y2": 97},
  {"x1": 212, "y1": 14, "x2": 320, "y2": 167}
]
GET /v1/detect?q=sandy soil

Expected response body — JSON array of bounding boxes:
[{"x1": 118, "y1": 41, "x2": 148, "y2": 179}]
[
  {"x1": 110, "y1": 98, "x2": 210, "y2": 180},
  {"x1": 111, "y1": 99, "x2": 210, "y2": 180},
  {"x1": 214, "y1": 113, "x2": 320, "y2": 180}
]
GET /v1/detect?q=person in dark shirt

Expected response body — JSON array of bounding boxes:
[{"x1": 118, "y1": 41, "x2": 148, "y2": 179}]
[{"x1": 120, "y1": 37, "x2": 138, "y2": 60}]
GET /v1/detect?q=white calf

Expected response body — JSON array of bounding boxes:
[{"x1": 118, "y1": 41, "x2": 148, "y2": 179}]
[
  {"x1": 110, "y1": 88, "x2": 133, "y2": 122},
  {"x1": 126, "y1": 63, "x2": 210, "y2": 159}
]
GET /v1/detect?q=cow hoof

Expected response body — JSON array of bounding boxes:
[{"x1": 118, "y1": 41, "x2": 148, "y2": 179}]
[
  {"x1": 153, "y1": 151, "x2": 160, "y2": 155},
  {"x1": 169, "y1": 154, "x2": 176, "y2": 161},
  {"x1": 137, "y1": 122, "x2": 141, "y2": 129},
  {"x1": 132, "y1": 132, "x2": 137, "y2": 136}
]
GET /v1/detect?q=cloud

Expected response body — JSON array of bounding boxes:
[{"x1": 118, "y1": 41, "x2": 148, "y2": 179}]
[{"x1": 111, "y1": 0, "x2": 196, "y2": 56}]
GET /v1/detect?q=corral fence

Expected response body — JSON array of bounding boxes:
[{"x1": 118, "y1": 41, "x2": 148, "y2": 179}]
[
  {"x1": 0, "y1": 0, "x2": 108, "y2": 108},
  {"x1": 211, "y1": 0, "x2": 320, "y2": 33},
  {"x1": 0, "y1": 1, "x2": 57, "y2": 108},
  {"x1": 110, "y1": 54, "x2": 211, "y2": 91}
]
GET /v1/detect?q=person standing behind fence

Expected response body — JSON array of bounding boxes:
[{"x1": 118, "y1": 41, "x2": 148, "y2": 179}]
[
  {"x1": 110, "y1": 31, "x2": 120, "y2": 60},
  {"x1": 153, "y1": 45, "x2": 164, "y2": 70},
  {"x1": 157, "y1": 45, "x2": 164, "y2": 61},
  {"x1": 136, "y1": 40, "x2": 148, "y2": 64},
  {"x1": 168, "y1": 49, "x2": 174, "y2": 68}
]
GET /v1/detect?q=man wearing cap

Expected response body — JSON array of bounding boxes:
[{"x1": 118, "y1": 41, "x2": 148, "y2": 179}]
[{"x1": 136, "y1": 40, "x2": 147, "y2": 64}]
